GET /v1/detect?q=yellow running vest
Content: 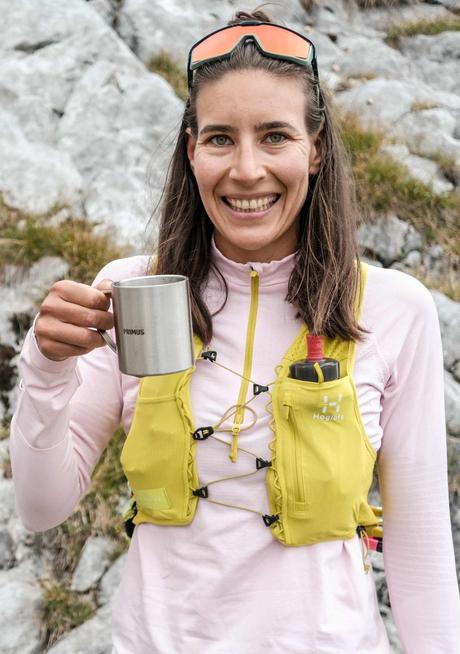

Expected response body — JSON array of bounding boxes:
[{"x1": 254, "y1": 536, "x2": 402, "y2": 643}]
[{"x1": 120, "y1": 261, "x2": 381, "y2": 549}]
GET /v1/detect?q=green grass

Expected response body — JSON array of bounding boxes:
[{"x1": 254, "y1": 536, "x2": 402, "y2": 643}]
[
  {"x1": 39, "y1": 581, "x2": 95, "y2": 650},
  {"x1": 148, "y1": 51, "x2": 188, "y2": 101},
  {"x1": 0, "y1": 199, "x2": 128, "y2": 285},
  {"x1": 386, "y1": 16, "x2": 460, "y2": 43},
  {"x1": 339, "y1": 113, "x2": 460, "y2": 299}
]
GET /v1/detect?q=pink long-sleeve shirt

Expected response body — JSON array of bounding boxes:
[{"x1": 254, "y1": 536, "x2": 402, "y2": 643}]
[{"x1": 10, "y1": 242, "x2": 460, "y2": 653}]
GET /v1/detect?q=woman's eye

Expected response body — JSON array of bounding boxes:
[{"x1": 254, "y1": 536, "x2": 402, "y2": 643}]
[
  {"x1": 211, "y1": 135, "x2": 231, "y2": 146},
  {"x1": 266, "y1": 133, "x2": 286, "y2": 144}
]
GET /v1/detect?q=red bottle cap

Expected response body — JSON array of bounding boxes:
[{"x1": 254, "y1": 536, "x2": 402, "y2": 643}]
[{"x1": 306, "y1": 334, "x2": 324, "y2": 361}]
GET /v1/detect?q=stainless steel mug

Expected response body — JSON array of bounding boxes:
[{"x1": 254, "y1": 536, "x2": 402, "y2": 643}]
[{"x1": 98, "y1": 275, "x2": 194, "y2": 377}]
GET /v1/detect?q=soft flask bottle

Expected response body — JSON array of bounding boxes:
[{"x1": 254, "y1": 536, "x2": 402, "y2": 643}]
[{"x1": 288, "y1": 334, "x2": 339, "y2": 382}]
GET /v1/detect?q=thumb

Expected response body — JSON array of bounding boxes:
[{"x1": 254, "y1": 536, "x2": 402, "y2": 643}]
[{"x1": 94, "y1": 278, "x2": 113, "y2": 294}]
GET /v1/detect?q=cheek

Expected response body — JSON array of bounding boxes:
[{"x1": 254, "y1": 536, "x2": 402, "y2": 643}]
[
  {"x1": 276, "y1": 150, "x2": 310, "y2": 187},
  {"x1": 193, "y1": 153, "x2": 223, "y2": 193}
]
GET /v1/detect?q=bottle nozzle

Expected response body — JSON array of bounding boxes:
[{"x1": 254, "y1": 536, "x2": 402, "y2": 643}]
[{"x1": 307, "y1": 334, "x2": 324, "y2": 361}]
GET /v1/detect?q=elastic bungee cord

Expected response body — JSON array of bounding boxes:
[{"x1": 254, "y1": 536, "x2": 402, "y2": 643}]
[{"x1": 192, "y1": 350, "x2": 279, "y2": 527}]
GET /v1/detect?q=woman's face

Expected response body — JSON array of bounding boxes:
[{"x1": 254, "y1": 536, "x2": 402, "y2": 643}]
[{"x1": 186, "y1": 69, "x2": 321, "y2": 263}]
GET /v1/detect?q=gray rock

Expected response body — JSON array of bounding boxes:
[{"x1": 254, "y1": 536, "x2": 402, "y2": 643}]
[
  {"x1": 0, "y1": 529, "x2": 15, "y2": 569},
  {"x1": 47, "y1": 602, "x2": 112, "y2": 654},
  {"x1": 58, "y1": 61, "x2": 183, "y2": 247},
  {"x1": 0, "y1": 563, "x2": 43, "y2": 653},
  {"x1": 0, "y1": 478, "x2": 16, "y2": 524},
  {"x1": 452, "y1": 360, "x2": 460, "y2": 384},
  {"x1": 0, "y1": 135, "x2": 83, "y2": 215},
  {"x1": 394, "y1": 108, "x2": 460, "y2": 164},
  {"x1": 357, "y1": 214, "x2": 423, "y2": 266},
  {"x1": 379, "y1": 143, "x2": 454, "y2": 194},
  {"x1": 98, "y1": 552, "x2": 127, "y2": 606},
  {"x1": 0, "y1": 0, "x2": 184, "y2": 251},
  {"x1": 335, "y1": 35, "x2": 413, "y2": 79},
  {"x1": 398, "y1": 32, "x2": 460, "y2": 95},
  {"x1": 399, "y1": 249, "x2": 423, "y2": 269},
  {"x1": 0, "y1": 438, "x2": 10, "y2": 479},
  {"x1": 431, "y1": 290, "x2": 460, "y2": 371},
  {"x1": 336, "y1": 78, "x2": 424, "y2": 126},
  {"x1": 71, "y1": 536, "x2": 115, "y2": 593},
  {"x1": 445, "y1": 370, "x2": 460, "y2": 438},
  {"x1": 0, "y1": 256, "x2": 69, "y2": 348}
]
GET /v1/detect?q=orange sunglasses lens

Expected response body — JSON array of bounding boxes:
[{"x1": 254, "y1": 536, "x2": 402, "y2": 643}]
[{"x1": 191, "y1": 24, "x2": 311, "y2": 66}]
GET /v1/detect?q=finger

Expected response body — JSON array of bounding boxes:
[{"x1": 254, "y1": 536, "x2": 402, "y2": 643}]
[
  {"x1": 36, "y1": 338, "x2": 92, "y2": 362},
  {"x1": 35, "y1": 317, "x2": 107, "y2": 353},
  {"x1": 50, "y1": 280, "x2": 111, "y2": 311},
  {"x1": 40, "y1": 300, "x2": 114, "y2": 332}
]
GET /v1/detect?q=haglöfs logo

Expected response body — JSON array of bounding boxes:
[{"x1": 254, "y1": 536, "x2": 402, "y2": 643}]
[
  {"x1": 312, "y1": 393, "x2": 344, "y2": 421},
  {"x1": 123, "y1": 328, "x2": 145, "y2": 335}
]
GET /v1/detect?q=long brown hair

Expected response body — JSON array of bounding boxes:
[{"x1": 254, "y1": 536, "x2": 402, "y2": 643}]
[{"x1": 154, "y1": 9, "x2": 370, "y2": 345}]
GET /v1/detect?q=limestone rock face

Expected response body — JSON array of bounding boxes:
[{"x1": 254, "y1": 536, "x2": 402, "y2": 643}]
[
  {"x1": 0, "y1": 562, "x2": 43, "y2": 654},
  {"x1": 0, "y1": 0, "x2": 183, "y2": 250}
]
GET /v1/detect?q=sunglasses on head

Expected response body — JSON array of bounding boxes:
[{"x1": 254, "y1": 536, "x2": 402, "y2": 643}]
[{"x1": 187, "y1": 21, "x2": 320, "y2": 91}]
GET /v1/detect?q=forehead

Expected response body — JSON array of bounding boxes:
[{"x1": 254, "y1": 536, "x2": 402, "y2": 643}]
[{"x1": 195, "y1": 69, "x2": 307, "y2": 127}]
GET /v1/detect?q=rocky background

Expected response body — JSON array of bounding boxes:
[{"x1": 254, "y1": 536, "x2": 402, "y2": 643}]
[{"x1": 0, "y1": 0, "x2": 459, "y2": 652}]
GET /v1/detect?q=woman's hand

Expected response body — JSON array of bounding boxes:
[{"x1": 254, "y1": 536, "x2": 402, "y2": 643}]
[{"x1": 34, "y1": 279, "x2": 114, "y2": 361}]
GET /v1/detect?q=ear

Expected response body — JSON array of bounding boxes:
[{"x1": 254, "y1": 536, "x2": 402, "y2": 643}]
[
  {"x1": 308, "y1": 133, "x2": 322, "y2": 175},
  {"x1": 185, "y1": 127, "x2": 196, "y2": 172}
]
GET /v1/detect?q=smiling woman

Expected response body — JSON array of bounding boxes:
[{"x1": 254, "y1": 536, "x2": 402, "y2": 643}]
[
  {"x1": 185, "y1": 71, "x2": 321, "y2": 263},
  {"x1": 10, "y1": 7, "x2": 460, "y2": 654}
]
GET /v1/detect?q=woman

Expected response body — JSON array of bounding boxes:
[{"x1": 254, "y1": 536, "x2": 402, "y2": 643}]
[{"x1": 10, "y1": 10, "x2": 460, "y2": 653}]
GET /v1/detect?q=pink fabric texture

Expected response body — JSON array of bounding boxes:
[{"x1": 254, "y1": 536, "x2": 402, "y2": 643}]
[{"x1": 10, "y1": 243, "x2": 460, "y2": 653}]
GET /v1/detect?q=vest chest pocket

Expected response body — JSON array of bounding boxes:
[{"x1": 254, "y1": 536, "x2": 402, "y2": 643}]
[
  {"x1": 120, "y1": 391, "x2": 199, "y2": 525},
  {"x1": 278, "y1": 375, "x2": 367, "y2": 529}
]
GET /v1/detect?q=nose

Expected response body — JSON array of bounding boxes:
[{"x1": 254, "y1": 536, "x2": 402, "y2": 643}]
[{"x1": 229, "y1": 141, "x2": 266, "y2": 185}]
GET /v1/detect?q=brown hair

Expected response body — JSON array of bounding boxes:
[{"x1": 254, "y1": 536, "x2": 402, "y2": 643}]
[{"x1": 154, "y1": 9, "x2": 370, "y2": 345}]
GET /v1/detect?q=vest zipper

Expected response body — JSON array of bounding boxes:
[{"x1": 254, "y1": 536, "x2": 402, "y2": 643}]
[
  {"x1": 230, "y1": 269, "x2": 259, "y2": 463},
  {"x1": 282, "y1": 393, "x2": 307, "y2": 512}
]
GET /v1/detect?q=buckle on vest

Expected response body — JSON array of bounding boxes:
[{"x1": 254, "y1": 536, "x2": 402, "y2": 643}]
[
  {"x1": 192, "y1": 486, "x2": 209, "y2": 498},
  {"x1": 253, "y1": 383, "x2": 269, "y2": 396},
  {"x1": 201, "y1": 350, "x2": 217, "y2": 362},
  {"x1": 262, "y1": 514, "x2": 279, "y2": 527},
  {"x1": 124, "y1": 501, "x2": 138, "y2": 539},
  {"x1": 193, "y1": 426, "x2": 214, "y2": 440},
  {"x1": 256, "y1": 457, "x2": 272, "y2": 470}
]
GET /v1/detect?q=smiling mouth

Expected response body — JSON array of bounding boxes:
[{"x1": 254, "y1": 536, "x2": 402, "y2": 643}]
[{"x1": 223, "y1": 194, "x2": 280, "y2": 212}]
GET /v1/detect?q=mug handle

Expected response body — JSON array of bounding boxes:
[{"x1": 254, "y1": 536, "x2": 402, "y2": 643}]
[{"x1": 97, "y1": 288, "x2": 117, "y2": 354}]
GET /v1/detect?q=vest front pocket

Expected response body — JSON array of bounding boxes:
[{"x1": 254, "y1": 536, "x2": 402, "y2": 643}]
[
  {"x1": 272, "y1": 374, "x2": 375, "y2": 546},
  {"x1": 120, "y1": 391, "x2": 199, "y2": 526}
]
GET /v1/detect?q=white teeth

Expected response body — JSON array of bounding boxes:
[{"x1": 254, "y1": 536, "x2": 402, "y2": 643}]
[{"x1": 225, "y1": 195, "x2": 278, "y2": 212}]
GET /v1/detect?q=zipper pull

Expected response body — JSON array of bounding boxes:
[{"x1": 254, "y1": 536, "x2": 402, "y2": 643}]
[
  {"x1": 229, "y1": 426, "x2": 240, "y2": 463},
  {"x1": 282, "y1": 393, "x2": 292, "y2": 419},
  {"x1": 357, "y1": 526, "x2": 371, "y2": 574}
]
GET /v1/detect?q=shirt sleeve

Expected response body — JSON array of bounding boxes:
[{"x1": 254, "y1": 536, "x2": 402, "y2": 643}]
[
  {"x1": 9, "y1": 257, "x2": 147, "y2": 532},
  {"x1": 376, "y1": 274, "x2": 460, "y2": 652}
]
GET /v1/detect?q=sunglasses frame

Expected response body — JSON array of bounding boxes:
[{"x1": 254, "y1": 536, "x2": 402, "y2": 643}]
[{"x1": 187, "y1": 21, "x2": 320, "y2": 91}]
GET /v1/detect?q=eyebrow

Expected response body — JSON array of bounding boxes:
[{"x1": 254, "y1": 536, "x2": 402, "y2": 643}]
[{"x1": 199, "y1": 121, "x2": 299, "y2": 136}]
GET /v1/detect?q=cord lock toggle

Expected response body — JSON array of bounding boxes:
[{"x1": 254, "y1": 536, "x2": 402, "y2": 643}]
[
  {"x1": 192, "y1": 486, "x2": 209, "y2": 498},
  {"x1": 193, "y1": 426, "x2": 214, "y2": 440},
  {"x1": 253, "y1": 384, "x2": 269, "y2": 396},
  {"x1": 262, "y1": 514, "x2": 279, "y2": 527},
  {"x1": 201, "y1": 350, "x2": 217, "y2": 362},
  {"x1": 256, "y1": 457, "x2": 272, "y2": 470}
]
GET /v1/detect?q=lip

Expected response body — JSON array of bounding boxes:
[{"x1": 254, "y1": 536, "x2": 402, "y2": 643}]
[{"x1": 222, "y1": 193, "x2": 280, "y2": 200}]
